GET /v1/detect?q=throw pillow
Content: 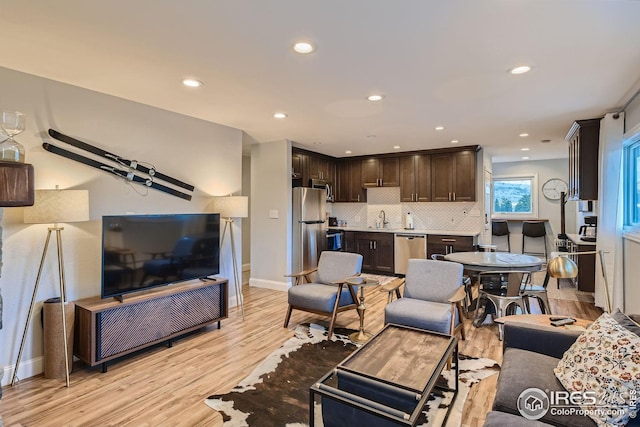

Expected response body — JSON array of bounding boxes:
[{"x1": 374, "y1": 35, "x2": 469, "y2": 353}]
[
  {"x1": 554, "y1": 312, "x2": 640, "y2": 426},
  {"x1": 611, "y1": 309, "x2": 640, "y2": 337}
]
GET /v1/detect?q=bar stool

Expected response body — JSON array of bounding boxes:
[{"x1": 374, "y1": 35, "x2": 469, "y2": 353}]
[
  {"x1": 491, "y1": 220, "x2": 510, "y2": 252},
  {"x1": 521, "y1": 221, "x2": 547, "y2": 260}
]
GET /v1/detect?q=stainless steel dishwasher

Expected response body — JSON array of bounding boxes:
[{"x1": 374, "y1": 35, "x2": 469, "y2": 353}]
[{"x1": 394, "y1": 234, "x2": 427, "y2": 275}]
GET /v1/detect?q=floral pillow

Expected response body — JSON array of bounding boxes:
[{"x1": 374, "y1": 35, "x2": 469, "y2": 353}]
[{"x1": 554, "y1": 312, "x2": 640, "y2": 426}]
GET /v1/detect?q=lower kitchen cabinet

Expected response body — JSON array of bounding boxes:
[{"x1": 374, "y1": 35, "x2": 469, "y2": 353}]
[
  {"x1": 567, "y1": 236, "x2": 595, "y2": 292},
  {"x1": 345, "y1": 231, "x2": 394, "y2": 273},
  {"x1": 427, "y1": 234, "x2": 476, "y2": 259}
]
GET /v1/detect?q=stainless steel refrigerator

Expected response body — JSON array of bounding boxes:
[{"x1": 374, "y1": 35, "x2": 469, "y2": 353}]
[{"x1": 292, "y1": 187, "x2": 327, "y2": 274}]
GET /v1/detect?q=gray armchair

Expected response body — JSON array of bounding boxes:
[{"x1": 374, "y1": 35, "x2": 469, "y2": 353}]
[
  {"x1": 284, "y1": 251, "x2": 363, "y2": 339},
  {"x1": 382, "y1": 259, "x2": 466, "y2": 339}
]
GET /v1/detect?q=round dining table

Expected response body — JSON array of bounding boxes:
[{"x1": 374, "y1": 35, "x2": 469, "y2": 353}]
[{"x1": 443, "y1": 251, "x2": 544, "y2": 272}]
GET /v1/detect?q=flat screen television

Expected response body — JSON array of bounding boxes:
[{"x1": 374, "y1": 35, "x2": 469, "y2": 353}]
[{"x1": 101, "y1": 213, "x2": 220, "y2": 300}]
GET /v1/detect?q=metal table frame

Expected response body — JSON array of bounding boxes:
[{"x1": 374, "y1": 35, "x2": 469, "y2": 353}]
[{"x1": 309, "y1": 324, "x2": 459, "y2": 426}]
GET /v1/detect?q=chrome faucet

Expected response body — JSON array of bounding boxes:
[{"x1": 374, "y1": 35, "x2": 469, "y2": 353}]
[{"x1": 378, "y1": 210, "x2": 389, "y2": 228}]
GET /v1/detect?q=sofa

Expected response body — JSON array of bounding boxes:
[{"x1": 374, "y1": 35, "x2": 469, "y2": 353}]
[{"x1": 484, "y1": 311, "x2": 640, "y2": 427}]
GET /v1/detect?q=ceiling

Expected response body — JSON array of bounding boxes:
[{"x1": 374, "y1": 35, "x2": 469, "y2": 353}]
[{"x1": 1, "y1": 0, "x2": 640, "y2": 162}]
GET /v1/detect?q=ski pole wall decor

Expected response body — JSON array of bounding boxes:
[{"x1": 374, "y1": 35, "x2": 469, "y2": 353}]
[{"x1": 44, "y1": 129, "x2": 194, "y2": 201}]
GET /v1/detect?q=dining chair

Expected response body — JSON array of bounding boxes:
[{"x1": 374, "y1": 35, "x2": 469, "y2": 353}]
[
  {"x1": 472, "y1": 270, "x2": 530, "y2": 340},
  {"x1": 283, "y1": 251, "x2": 362, "y2": 339},
  {"x1": 520, "y1": 270, "x2": 552, "y2": 314}
]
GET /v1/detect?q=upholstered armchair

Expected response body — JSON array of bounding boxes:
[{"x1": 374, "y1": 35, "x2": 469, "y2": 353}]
[
  {"x1": 382, "y1": 259, "x2": 466, "y2": 340},
  {"x1": 284, "y1": 251, "x2": 363, "y2": 339}
]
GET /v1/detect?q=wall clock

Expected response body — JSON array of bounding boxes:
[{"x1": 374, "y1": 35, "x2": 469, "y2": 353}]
[{"x1": 542, "y1": 178, "x2": 568, "y2": 201}]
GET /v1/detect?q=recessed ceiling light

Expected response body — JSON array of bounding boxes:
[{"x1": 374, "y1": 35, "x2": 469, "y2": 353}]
[
  {"x1": 509, "y1": 65, "x2": 532, "y2": 75},
  {"x1": 393, "y1": 145, "x2": 400, "y2": 149},
  {"x1": 273, "y1": 112, "x2": 287, "y2": 119},
  {"x1": 293, "y1": 41, "x2": 315, "y2": 54},
  {"x1": 345, "y1": 150, "x2": 352, "y2": 154},
  {"x1": 312, "y1": 141, "x2": 322, "y2": 145},
  {"x1": 435, "y1": 126, "x2": 444, "y2": 131},
  {"x1": 451, "y1": 140, "x2": 459, "y2": 144},
  {"x1": 519, "y1": 133, "x2": 529, "y2": 137},
  {"x1": 522, "y1": 156, "x2": 530, "y2": 160},
  {"x1": 521, "y1": 148, "x2": 530, "y2": 151},
  {"x1": 540, "y1": 139, "x2": 551, "y2": 143},
  {"x1": 182, "y1": 78, "x2": 203, "y2": 88},
  {"x1": 367, "y1": 95, "x2": 384, "y2": 101}
]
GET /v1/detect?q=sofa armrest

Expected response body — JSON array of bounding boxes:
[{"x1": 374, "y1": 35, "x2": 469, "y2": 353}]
[{"x1": 503, "y1": 323, "x2": 583, "y2": 359}]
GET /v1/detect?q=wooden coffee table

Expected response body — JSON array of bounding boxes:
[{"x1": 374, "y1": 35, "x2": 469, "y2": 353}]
[
  {"x1": 494, "y1": 314, "x2": 593, "y2": 331},
  {"x1": 309, "y1": 324, "x2": 458, "y2": 426}
]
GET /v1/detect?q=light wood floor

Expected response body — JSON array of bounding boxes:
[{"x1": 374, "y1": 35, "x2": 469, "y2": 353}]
[{"x1": 1, "y1": 281, "x2": 601, "y2": 427}]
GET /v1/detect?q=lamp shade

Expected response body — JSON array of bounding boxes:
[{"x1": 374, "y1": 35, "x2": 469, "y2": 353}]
[
  {"x1": 210, "y1": 196, "x2": 248, "y2": 218},
  {"x1": 23, "y1": 189, "x2": 90, "y2": 224},
  {"x1": 547, "y1": 255, "x2": 578, "y2": 279}
]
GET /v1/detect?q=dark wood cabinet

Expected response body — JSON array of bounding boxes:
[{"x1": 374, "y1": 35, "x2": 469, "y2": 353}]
[
  {"x1": 351, "y1": 232, "x2": 394, "y2": 273},
  {"x1": 427, "y1": 235, "x2": 476, "y2": 259},
  {"x1": 400, "y1": 154, "x2": 431, "y2": 202},
  {"x1": 335, "y1": 160, "x2": 367, "y2": 203},
  {"x1": 567, "y1": 237, "x2": 595, "y2": 292},
  {"x1": 361, "y1": 157, "x2": 400, "y2": 188},
  {"x1": 566, "y1": 118, "x2": 600, "y2": 201},
  {"x1": 431, "y1": 150, "x2": 476, "y2": 202},
  {"x1": 308, "y1": 155, "x2": 334, "y2": 182},
  {"x1": 292, "y1": 148, "x2": 336, "y2": 187}
]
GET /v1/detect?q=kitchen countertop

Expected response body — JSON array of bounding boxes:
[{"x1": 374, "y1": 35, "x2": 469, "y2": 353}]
[
  {"x1": 328, "y1": 226, "x2": 480, "y2": 237},
  {"x1": 566, "y1": 233, "x2": 597, "y2": 246}
]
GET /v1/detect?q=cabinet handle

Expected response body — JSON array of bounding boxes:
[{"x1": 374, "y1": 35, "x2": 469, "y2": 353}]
[
  {"x1": 442, "y1": 238, "x2": 457, "y2": 242},
  {"x1": 357, "y1": 194, "x2": 360, "y2": 202},
  {"x1": 453, "y1": 192, "x2": 456, "y2": 201},
  {"x1": 369, "y1": 241, "x2": 373, "y2": 250},
  {"x1": 448, "y1": 192, "x2": 452, "y2": 201},
  {"x1": 415, "y1": 193, "x2": 418, "y2": 201},
  {"x1": 373, "y1": 241, "x2": 377, "y2": 250}
]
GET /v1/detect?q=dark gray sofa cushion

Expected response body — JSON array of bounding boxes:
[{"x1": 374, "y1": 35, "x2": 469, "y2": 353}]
[
  {"x1": 483, "y1": 411, "x2": 554, "y2": 427},
  {"x1": 502, "y1": 323, "x2": 582, "y2": 359},
  {"x1": 494, "y1": 348, "x2": 596, "y2": 427}
]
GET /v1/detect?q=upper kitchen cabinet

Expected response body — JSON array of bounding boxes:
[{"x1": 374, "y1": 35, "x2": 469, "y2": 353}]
[
  {"x1": 308, "y1": 155, "x2": 334, "y2": 182},
  {"x1": 291, "y1": 148, "x2": 336, "y2": 187},
  {"x1": 566, "y1": 118, "x2": 601, "y2": 201},
  {"x1": 400, "y1": 154, "x2": 431, "y2": 202},
  {"x1": 361, "y1": 157, "x2": 400, "y2": 188},
  {"x1": 431, "y1": 149, "x2": 476, "y2": 202},
  {"x1": 335, "y1": 159, "x2": 367, "y2": 203}
]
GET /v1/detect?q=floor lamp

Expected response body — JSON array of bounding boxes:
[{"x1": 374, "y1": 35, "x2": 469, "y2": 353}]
[
  {"x1": 211, "y1": 196, "x2": 248, "y2": 320},
  {"x1": 547, "y1": 250, "x2": 612, "y2": 313},
  {"x1": 12, "y1": 189, "x2": 89, "y2": 387}
]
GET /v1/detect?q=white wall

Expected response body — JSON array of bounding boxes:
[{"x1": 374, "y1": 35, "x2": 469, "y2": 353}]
[
  {"x1": 492, "y1": 159, "x2": 574, "y2": 255},
  {"x1": 0, "y1": 66, "x2": 243, "y2": 384},
  {"x1": 249, "y1": 140, "x2": 291, "y2": 291}
]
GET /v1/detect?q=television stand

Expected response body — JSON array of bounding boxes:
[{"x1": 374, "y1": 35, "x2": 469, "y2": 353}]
[{"x1": 73, "y1": 278, "x2": 228, "y2": 372}]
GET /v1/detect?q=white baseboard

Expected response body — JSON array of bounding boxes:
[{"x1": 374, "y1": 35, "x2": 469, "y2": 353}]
[
  {"x1": 1, "y1": 356, "x2": 44, "y2": 387},
  {"x1": 249, "y1": 278, "x2": 289, "y2": 292}
]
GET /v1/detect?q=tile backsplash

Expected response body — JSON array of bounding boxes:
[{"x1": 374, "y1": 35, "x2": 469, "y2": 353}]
[{"x1": 329, "y1": 187, "x2": 484, "y2": 231}]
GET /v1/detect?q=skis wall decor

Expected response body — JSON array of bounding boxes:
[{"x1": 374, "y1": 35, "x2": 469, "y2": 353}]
[
  {"x1": 43, "y1": 142, "x2": 193, "y2": 201},
  {"x1": 48, "y1": 129, "x2": 195, "y2": 191}
]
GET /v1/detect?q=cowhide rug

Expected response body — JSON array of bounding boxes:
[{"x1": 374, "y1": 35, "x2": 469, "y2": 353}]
[{"x1": 205, "y1": 324, "x2": 499, "y2": 427}]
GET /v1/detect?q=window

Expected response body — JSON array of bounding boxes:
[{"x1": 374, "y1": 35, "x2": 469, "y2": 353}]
[
  {"x1": 625, "y1": 137, "x2": 640, "y2": 227},
  {"x1": 492, "y1": 174, "x2": 538, "y2": 218}
]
